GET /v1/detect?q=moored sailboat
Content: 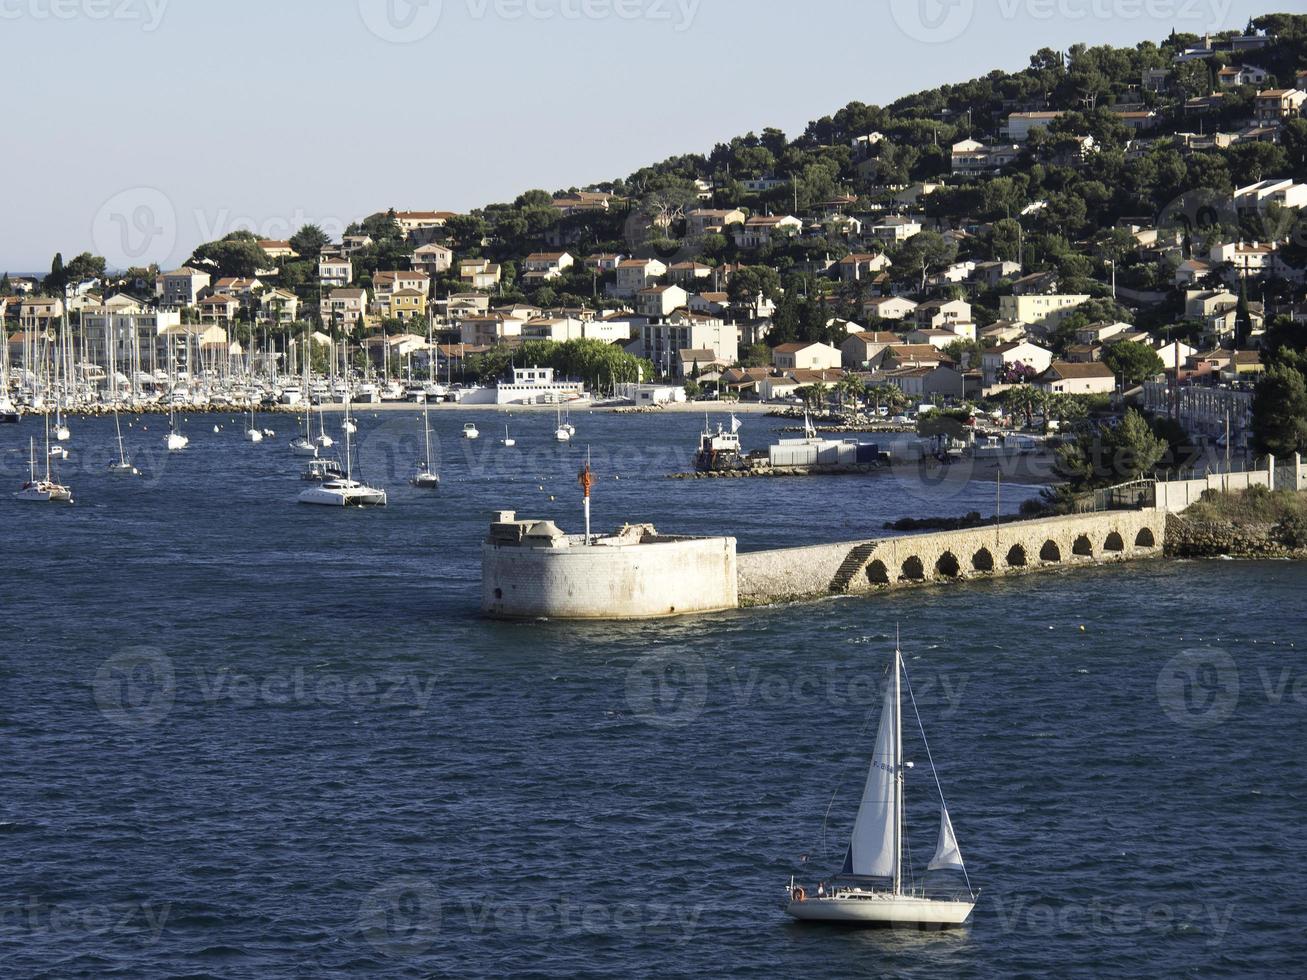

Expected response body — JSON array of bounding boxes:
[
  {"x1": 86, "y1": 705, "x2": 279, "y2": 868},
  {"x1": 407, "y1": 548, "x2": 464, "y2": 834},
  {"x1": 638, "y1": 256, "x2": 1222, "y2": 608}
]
[
  {"x1": 411, "y1": 400, "x2": 440, "y2": 488},
  {"x1": 785, "y1": 639, "x2": 977, "y2": 928}
]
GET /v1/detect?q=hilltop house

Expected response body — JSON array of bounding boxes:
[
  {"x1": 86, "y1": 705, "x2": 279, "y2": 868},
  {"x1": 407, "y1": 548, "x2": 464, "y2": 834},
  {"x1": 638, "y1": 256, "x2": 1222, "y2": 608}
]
[
  {"x1": 869, "y1": 215, "x2": 922, "y2": 243},
  {"x1": 836, "y1": 252, "x2": 892, "y2": 282},
  {"x1": 159, "y1": 267, "x2": 211, "y2": 307},
  {"x1": 998, "y1": 293, "x2": 1090, "y2": 328},
  {"x1": 459, "y1": 259, "x2": 502, "y2": 290},
  {"x1": 319, "y1": 256, "x2": 352, "y2": 287},
  {"x1": 259, "y1": 288, "x2": 299, "y2": 325},
  {"x1": 1254, "y1": 89, "x2": 1305, "y2": 125},
  {"x1": 635, "y1": 284, "x2": 689, "y2": 319},
  {"x1": 863, "y1": 296, "x2": 918, "y2": 321},
  {"x1": 686, "y1": 209, "x2": 745, "y2": 236},
  {"x1": 981, "y1": 340, "x2": 1053, "y2": 385},
  {"x1": 320, "y1": 288, "x2": 368, "y2": 330},
  {"x1": 1004, "y1": 111, "x2": 1065, "y2": 141},
  {"x1": 734, "y1": 215, "x2": 802, "y2": 249},
  {"x1": 1233, "y1": 179, "x2": 1307, "y2": 215},
  {"x1": 1034, "y1": 361, "x2": 1117, "y2": 395},
  {"x1": 521, "y1": 251, "x2": 574, "y2": 283},
  {"x1": 411, "y1": 243, "x2": 453, "y2": 275},
  {"x1": 610, "y1": 258, "x2": 668, "y2": 298},
  {"x1": 1217, "y1": 65, "x2": 1269, "y2": 87}
]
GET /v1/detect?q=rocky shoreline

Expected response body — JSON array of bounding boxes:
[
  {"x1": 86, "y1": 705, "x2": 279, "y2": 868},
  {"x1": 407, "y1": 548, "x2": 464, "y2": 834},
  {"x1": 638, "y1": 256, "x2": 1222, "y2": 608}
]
[{"x1": 1165, "y1": 514, "x2": 1307, "y2": 560}]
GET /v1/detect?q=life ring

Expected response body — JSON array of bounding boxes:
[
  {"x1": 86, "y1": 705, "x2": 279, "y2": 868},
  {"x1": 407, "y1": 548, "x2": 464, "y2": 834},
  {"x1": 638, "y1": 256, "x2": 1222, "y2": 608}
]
[{"x1": 791, "y1": 887, "x2": 806, "y2": 903}]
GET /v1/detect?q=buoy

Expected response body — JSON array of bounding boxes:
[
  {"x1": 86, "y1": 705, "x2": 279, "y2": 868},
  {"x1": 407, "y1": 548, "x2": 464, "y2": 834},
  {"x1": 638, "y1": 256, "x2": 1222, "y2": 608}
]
[
  {"x1": 549, "y1": 496, "x2": 555, "y2": 501},
  {"x1": 1080, "y1": 625, "x2": 1086, "y2": 632}
]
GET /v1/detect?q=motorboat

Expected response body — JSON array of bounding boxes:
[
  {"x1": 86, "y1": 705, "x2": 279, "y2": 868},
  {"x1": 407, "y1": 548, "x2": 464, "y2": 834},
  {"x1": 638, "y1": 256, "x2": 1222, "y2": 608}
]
[{"x1": 462, "y1": 422, "x2": 479, "y2": 440}]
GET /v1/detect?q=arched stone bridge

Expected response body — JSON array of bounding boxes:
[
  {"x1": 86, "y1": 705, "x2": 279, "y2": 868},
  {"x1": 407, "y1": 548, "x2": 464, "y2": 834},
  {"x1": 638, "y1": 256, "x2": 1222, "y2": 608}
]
[{"x1": 736, "y1": 510, "x2": 1163, "y2": 607}]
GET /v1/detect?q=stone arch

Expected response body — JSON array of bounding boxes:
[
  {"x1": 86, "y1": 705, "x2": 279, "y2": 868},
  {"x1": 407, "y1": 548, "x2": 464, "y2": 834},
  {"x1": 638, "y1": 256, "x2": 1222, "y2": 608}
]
[
  {"x1": 1104, "y1": 531, "x2": 1125, "y2": 553},
  {"x1": 1135, "y1": 527, "x2": 1156, "y2": 548},
  {"x1": 971, "y1": 548, "x2": 995, "y2": 573},
  {"x1": 866, "y1": 561, "x2": 890, "y2": 586},
  {"x1": 1005, "y1": 544, "x2": 1027, "y2": 568},
  {"x1": 935, "y1": 552, "x2": 961, "y2": 579},
  {"x1": 900, "y1": 556, "x2": 926, "y2": 582},
  {"x1": 1040, "y1": 540, "x2": 1062, "y2": 563},
  {"x1": 1072, "y1": 534, "x2": 1094, "y2": 558}
]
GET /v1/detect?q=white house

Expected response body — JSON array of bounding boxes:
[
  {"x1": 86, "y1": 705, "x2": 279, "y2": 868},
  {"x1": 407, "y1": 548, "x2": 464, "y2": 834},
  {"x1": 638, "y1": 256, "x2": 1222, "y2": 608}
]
[
  {"x1": 863, "y1": 296, "x2": 918, "y2": 321},
  {"x1": 635, "y1": 284, "x2": 689, "y2": 319},
  {"x1": 771, "y1": 342, "x2": 842, "y2": 372},
  {"x1": 1233, "y1": 179, "x2": 1307, "y2": 214},
  {"x1": 734, "y1": 215, "x2": 802, "y2": 249},
  {"x1": 981, "y1": 341, "x2": 1053, "y2": 385},
  {"x1": 610, "y1": 258, "x2": 668, "y2": 298},
  {"x1": 998, "y1": 293, "x2": 1090, "y2": 327},
  {"x1": 869, "y1": 215, "x2": 922, "y2": 243},
  {"x1": 1035, "y1": 361, "x2": 1117, "y2": 395},
  {"x1": 521, "y1": 251, "x2": 574, "y2": 283},
  {"x1": 319, "y1": 256, "x2": 352, "y2": 286}
]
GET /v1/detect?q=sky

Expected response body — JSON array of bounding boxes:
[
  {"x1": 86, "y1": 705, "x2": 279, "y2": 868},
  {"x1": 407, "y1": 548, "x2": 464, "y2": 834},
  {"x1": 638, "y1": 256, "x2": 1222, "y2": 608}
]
[{"x1": 0, "y1": 0, "x2": 1287, "y2": 273}]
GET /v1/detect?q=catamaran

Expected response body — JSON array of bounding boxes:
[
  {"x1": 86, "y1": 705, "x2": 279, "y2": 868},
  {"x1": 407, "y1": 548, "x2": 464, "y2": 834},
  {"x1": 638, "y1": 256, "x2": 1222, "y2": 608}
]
[
  {"x1": 411, "y1": 400, "x2": 440, "y2": 488},
  {"x1": 785, "y1": 639, "x2": 977, "y2": 928},
  {"x1": 16, "y1": 420, "x2": 73, "y2": 503},
  {"x1": 297, "y1": 392, "x2": 386, "y2": 507}
]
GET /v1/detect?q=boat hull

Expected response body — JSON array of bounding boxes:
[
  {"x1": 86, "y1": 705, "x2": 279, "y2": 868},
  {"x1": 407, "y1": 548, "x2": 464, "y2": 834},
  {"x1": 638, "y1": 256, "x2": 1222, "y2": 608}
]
[
  {"x1": 410, "y1": 474, "x2": 441, "y2": 489},
  {"x1": 298, "y1": 483, "x2": 387, "y2": 507},
  {"x1": 786, "y1": 893, "x2": 974, "y2": 928}
]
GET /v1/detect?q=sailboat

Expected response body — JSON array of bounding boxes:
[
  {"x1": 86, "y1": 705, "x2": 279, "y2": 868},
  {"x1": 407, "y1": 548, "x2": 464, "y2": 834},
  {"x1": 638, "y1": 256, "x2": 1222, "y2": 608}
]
[
  {"x1": 245, "y1": 405, "x2": 263, "y2": 443},
  {"x1": 554, "y1": 406, "x2": 571, "y2": 443},
  {"x1": 165, "y1": 404, "x2": 189, "y2": 452},
  {"x1": 785, "y1": 639, "x2": 977, "y2": 928},
  {"x1": 289, "y1": 408, "x2": 318, "y2": 456},
  {"x1": 499, "y1": 423, "x2": 516, "y2": 448},
  {"x1": 315, "y1": 403, "x2": 334, "y2": 449},
  {"x1": 15, "y1": 415, "x2": 73, "y2": 503},
  {"x1": 108, "y1": 406, "x2": 139, "y2": 475},
  {"x1": 411, "y1": 400, "x2": 440, "y2": 488},
  {"x1": 298, "y1": 391, "x2": 387, "y2": 507}
]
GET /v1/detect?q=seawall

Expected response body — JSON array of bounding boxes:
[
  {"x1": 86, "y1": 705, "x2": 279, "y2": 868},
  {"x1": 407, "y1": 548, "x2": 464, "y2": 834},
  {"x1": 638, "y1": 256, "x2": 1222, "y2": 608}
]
[{"x1": 735, "y1": 510, "x2": 1163, "y2": 606}]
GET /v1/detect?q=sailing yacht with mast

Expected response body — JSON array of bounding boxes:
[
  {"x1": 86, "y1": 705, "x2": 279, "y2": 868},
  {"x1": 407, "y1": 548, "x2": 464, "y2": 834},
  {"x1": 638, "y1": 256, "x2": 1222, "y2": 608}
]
[
  {"x1": 297, "y1": 392, "x2": 387, "y2": 507},
  {"x1": 15, "y1": 415, "x2": 73, "y2": 503},
  {"x1": 108, "y1": 406, "x2": 139, "y2": 475},
  {"x1": 411, "y1": 400, "x2": 440, "y2": 488},
  {"x1": 165, "y1": 403, "x2": 189, "y2": 452},
  {"x1": 554, "y1": 406, "x2": 571, "y2": 443},
  {"x1": 785, "y1": 640, "x2": 977, "y2": 928}
]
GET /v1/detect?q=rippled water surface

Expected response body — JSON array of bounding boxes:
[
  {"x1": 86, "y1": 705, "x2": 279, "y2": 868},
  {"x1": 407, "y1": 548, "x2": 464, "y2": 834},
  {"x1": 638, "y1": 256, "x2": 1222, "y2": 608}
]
[{"x1": 1, "y1": 411, "x2": 1303, "y2": 977}]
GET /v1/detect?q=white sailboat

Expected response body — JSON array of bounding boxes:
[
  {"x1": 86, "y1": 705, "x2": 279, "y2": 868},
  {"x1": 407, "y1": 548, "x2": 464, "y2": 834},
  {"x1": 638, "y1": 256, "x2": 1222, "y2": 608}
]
[
  {"x1": 298, "y1": 391, "x2": 387, "y2": 507},
  {"x1": 411, "y1": 400, "x2": 440, "y2": 488},
  {"x1": 785, "y1": 640, "x2": 977, "y2": 928},
  {"x1": 165, "y1": 404, "x2": 189, "y2": 452},
  {"x1": 108, "y1": 406, "x2": 139, "y2": 475},
  {"x1": 245, "y1": 405, "x2": 263, "y2": 443},
  {"x1": 289, "y1": 408, "x2": 318, "y2": 456},
  {"x1": 554, "y1": 406, "x2": 571, "y2": 443},
  {"x1": 315, "y1": 403, "x2": 334, "y2": 449},
  {"x1": 15, "y1": 416, "x2": 73, "y2": 503},
  {"x1": 499, "y1": 424, "x2": 516, "y2": 448}
]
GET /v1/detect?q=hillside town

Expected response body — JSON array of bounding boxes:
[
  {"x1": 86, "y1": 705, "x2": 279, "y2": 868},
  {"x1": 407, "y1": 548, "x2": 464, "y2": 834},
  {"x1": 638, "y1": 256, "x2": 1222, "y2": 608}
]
[{"x1": 4, "y1": 15, "x2": 1307, "y2": 473}]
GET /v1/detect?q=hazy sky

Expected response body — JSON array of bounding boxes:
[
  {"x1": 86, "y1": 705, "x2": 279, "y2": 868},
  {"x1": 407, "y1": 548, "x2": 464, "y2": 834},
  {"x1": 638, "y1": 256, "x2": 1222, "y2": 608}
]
[{"x1": 0, "y1": 0, "x2": 1282, "y2": 272}]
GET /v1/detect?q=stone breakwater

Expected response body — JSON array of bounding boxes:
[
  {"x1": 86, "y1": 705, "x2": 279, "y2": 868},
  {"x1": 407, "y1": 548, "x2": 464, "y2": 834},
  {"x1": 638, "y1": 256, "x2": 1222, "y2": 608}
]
[
  {"x1": 1165, "y1": 514, "x2": 1307, "y2": 559},
  {"x1": 736, "y1": 510, "x2": 1163, "y2": 607}
]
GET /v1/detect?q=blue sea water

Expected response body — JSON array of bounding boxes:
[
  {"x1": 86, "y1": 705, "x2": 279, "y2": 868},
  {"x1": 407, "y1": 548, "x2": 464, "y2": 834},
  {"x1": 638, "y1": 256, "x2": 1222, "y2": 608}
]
[{"x1": 1, "y1": 410, "x2": 1304, "y2": 978}]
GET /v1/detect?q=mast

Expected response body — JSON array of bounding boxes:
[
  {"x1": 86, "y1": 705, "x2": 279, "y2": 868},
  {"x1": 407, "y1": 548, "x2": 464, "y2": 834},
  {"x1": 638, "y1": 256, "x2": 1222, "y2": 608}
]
[{"x1": 892, "y1": 641, "x2": 903, "y2": 896}]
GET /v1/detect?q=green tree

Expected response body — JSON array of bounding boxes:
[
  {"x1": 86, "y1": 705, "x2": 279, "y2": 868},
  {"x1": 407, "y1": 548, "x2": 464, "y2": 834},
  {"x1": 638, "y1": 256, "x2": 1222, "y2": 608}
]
[
  {"x1": 892, "y1": 230, "x2": 957, "y2": 294},
  {"x1": 1056, "y1": 408, "x2": 1168, "y2": 487},
  {"x1": 1101, "y1": 340, "x2": 1164, "y2": 388},
  {"x1": 289, "y1": 224, "x2": 331, "y2": 258},
  {"x1": 1252, "y1": 365, "x2": 1307, "y2": 458}
]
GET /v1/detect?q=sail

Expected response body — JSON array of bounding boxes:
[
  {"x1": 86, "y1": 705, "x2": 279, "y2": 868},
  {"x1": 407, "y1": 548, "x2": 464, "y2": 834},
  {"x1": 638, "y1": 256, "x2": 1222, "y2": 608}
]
[
  {"x1": 927, "y1": 805, "x2": 964, "y2": 872},
  {"x1": 843, "y1": 661, "x2": 899, "y2": 878}
]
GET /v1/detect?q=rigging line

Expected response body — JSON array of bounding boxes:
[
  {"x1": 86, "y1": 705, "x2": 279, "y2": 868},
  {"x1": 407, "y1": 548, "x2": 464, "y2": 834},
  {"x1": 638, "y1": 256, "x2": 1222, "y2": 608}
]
[{"x1": 902, "y1": 658, "x2": 975, "y2": 898}]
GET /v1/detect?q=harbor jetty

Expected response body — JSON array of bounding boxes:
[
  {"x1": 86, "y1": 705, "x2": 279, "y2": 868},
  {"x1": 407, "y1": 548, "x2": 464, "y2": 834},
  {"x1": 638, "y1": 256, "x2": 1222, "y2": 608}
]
[{"x1": 479, "y1": 508, "x2": 1164, "y2": 620}]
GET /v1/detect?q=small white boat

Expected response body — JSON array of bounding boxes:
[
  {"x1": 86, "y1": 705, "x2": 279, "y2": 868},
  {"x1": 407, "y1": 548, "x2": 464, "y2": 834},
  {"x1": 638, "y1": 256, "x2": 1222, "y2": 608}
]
[
  {"x1": 246, "y1": 428, "x2": 263, "y2": 443},
  {"x1": 166, "y1": 429, "x2": 189, "y2": 452},
  {"x1": 212, "y1": 424, "x2": 220, "y2": 434},
  {"x1": 785, "y1": 639, "x2": 977, "y2": 929},
  {"x1": 263, "y1": 428, "x2": 276, "y2": 438},
  {"x1": 301, "y1": 458, "x2": 346, "y2": 482},
  {"x1": 462, "y1": 422, "x2": 479, "y2": 440},
  {"x1": 500, "y1": 424, "x2": 516, "y2": 448},
  {"x1": 48, "y1": 445, "x2": 68, "y2": 461},
  {"x1": 341, "y1": 420, "x2": 357, "y2": 435},
  {"x1": 315, "y1": 432, "x2": 334, "y2": 449},
  {"x1": 555, "y1": 407, "x2": 571, "y2": 442},
  {"x1": 54, "y1": 423, "x2": 71, "y2": 442}
]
